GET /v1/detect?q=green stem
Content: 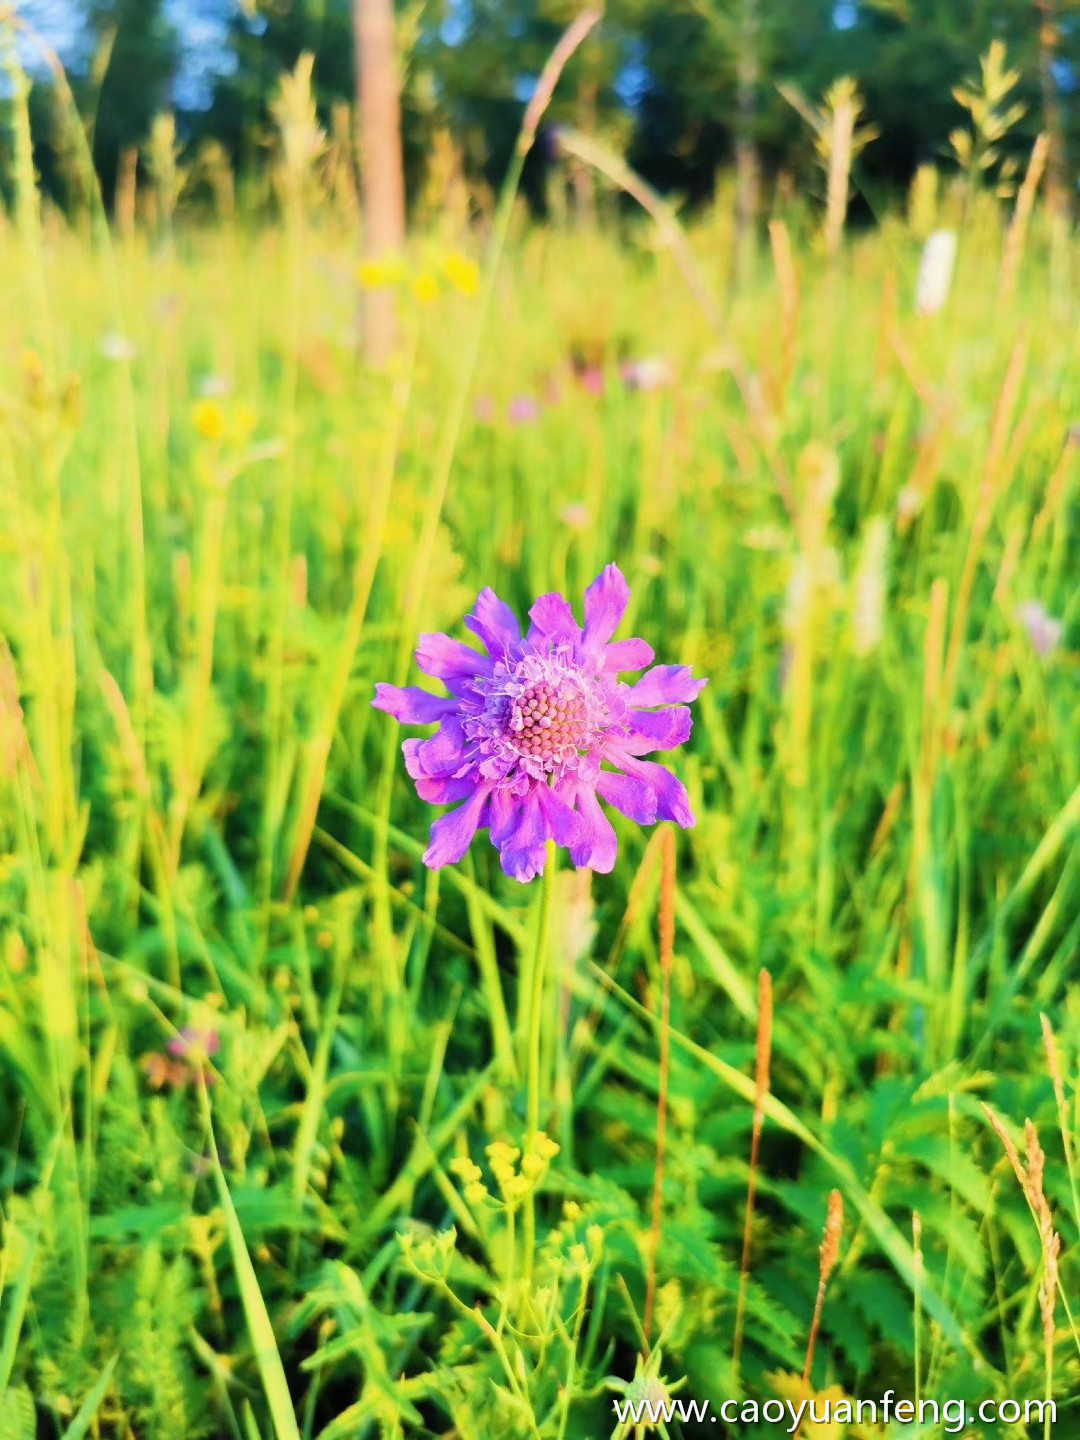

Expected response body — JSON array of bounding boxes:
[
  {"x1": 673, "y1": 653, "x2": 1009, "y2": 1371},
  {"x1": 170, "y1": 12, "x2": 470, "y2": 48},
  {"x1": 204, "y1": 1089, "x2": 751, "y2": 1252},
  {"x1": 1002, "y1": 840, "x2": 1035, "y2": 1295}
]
[
  {"x1": 526, "y1": 845, "x2": 557, "y2": 1135},
  {"x1": 522, "y1": 841, "x2": 557, "y2": 1288}
]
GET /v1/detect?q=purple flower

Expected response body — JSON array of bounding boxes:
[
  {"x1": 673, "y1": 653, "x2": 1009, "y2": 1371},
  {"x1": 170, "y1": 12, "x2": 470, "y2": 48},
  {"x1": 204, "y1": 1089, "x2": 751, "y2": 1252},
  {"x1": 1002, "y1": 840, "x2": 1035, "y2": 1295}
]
[
  {"x1": 1016, "y1": 600, "x2": 1063, "y2": 657},
  {"x1": 373, "y1": 564, "x2": 706, "y2": 882},
  {"x1": 168, "y1": 1025, "x2": 220, "y2": 1063},
  {"x1": 508, "y1": 395, "x2": 541, "y2": 425},
  {"x1": 578, "y1": 365, "x2": 605, "y2": 398}
]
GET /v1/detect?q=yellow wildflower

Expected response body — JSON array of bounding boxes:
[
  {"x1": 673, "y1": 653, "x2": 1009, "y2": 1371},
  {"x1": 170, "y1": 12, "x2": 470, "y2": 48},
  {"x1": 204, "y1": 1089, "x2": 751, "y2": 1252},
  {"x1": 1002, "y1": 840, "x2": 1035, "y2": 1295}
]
[
  {"x1": 449, "y1": 1157, "x2": 483, "y2": 1187},
  {"x1": 442, "y1": 251, "x2": 480, "y2": 297},
  {"x1": 192, "y1": 399, "x2": 225, "y2": 442},
  {"x1": 412, "y1": 270, "x2": 440, "y2": 305},
  {"x1": 357, "y1": 256, "x2": 403, "y2": 289}
]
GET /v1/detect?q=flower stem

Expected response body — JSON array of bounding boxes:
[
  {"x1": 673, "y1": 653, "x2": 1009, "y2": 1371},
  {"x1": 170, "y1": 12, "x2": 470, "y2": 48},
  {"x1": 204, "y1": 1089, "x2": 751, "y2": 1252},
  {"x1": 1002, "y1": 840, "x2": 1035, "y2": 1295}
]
[
  {"x1": 526, "y1": 844, "x2": 557, "y2": 1134},
  {"x1": 522, "y1": 841, "x2": 557, "y2": 1294}
]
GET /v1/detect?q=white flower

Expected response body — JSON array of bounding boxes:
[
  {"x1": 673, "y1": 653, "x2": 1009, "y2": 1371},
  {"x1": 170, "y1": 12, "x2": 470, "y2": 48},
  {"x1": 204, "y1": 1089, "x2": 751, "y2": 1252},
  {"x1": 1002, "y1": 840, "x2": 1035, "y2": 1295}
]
[
  {"x1": 915, "y1": 230, "x2": 957, "y2": 316},
  {"x1": 99, "y1": 332, "x2": 137, "y2": 362},
  {"x1": 197, "y1": 373, "x2": 233, "y2": 399},
  {"x1": 852, "y1": 517, "x2": 890, "y2": 656}
]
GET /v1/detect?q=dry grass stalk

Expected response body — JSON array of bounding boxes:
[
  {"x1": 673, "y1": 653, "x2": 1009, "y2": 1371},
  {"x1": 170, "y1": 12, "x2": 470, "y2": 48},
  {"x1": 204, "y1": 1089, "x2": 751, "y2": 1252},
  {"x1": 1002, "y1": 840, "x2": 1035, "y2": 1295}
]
[
  {"x1": 521, "y1": 9, "x2": 603, "y2": 155},
  {"x1": 768, "y1": 220, "x2": 799, "y2": 406},
  {"x1": 324, "y1": 102, "x2": 361, "y2": 229},
  {"x1": 897, "y1": 420, "x2": 950, "y2": 537},
  {"x1": 1040, "y1": 1012, "x2": 1080, "y2": 1246},
  {"x1": 795, "y1": 1189, "x2": 844, "y2": 1435},
  {"x1": 643, "y1": 825, "x2": 676, "y2": 1346},
  {"x1": 733, "y1": 968, "x2": 774, "y2": 1381},
  {"x1": 272, "y1": 52, "x2": 326, "y2": 206},
  {"x1": 1024, "y1": 1122, "x2": 1061, "y2": 1395},
  {"x1": 983, "y1": 1105, "x2": 1061, "y2": 1398},
  {"x1": 114, "y1": 144, "x2": 138, "y2": 241},
  {"x1": 1030, "y1": 428, "x2": 1077, "y2": 550},
  {"x1": 780, "y1": 76, "x2": 877, "y2": 256},
  {"x1": 1000, "y1": 133, "x2": 1049, "y2": 306},
  {"x1": 145, "y1": 112, "x2": 183, "y2": 237},
  {"x1": 824, "y1": 90, "x2": 856, "y2": 256}
]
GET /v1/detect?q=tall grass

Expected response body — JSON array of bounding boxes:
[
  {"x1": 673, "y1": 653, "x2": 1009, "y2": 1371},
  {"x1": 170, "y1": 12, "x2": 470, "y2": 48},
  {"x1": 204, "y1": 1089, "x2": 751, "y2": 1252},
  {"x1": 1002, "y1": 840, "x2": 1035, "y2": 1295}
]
[{"x1": 1, "y1": 22, "x2": 1079, "y2": 1440}]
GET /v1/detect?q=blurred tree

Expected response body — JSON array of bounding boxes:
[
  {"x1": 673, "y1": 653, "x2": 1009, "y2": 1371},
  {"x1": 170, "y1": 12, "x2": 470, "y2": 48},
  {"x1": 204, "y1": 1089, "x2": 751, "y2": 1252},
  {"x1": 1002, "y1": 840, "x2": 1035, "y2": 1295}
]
[
  {"x1": 821, "y1": 0, "x2": 1075, "y2": 208},
  {"x1": 198, "y1": 1, "x2": 354, "y2": 179},
  {"x1": 6, "y1": 0, "x2": 1079, "y2": 225},
  {"x1": 87, "y1": 0, "x2": 177, "y2": 207},
  {"x1": 429, "y1": 0, "x2": 630, "y2": 213}
]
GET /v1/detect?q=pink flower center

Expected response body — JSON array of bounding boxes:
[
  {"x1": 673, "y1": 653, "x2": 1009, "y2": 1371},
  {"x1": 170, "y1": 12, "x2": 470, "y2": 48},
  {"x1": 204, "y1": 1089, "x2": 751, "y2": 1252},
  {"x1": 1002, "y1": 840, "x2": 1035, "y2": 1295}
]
[
  {"x1": 467, "y1": 649, "x2": 614, "y2": 785},
  {"x1": 508, "y1": 679, "x2": 590, "y2": 762}
]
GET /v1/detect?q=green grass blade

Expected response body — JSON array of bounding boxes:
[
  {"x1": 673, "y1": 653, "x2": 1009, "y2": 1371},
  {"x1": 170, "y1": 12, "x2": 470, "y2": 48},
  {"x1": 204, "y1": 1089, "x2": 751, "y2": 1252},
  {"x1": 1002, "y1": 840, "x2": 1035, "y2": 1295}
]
[
  {"x1": 198, "y1": 1081, "x2": 301, "y2": 1440},
  {"x1": 60, "y1": 1353, "x2": 118, "y2": 1440}
]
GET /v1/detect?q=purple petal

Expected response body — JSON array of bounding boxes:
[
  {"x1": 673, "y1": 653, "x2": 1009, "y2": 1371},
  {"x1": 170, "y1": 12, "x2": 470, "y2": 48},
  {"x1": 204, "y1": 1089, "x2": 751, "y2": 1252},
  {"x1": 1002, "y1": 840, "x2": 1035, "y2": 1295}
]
[
  {"x1": 622, "y1": 706, "x2": 693, "y2": 754},
  {"x1": 464, "y1": 587, "x2": 521, "y2": 658},
  {"x1": 402, "y1": 738, "x2": 426, "y2": 780},
  {"x1": 414, "y1": 772, "x2": 477, "y2": 805},
  {"x1": 626, "y1": 665, "x2": 707, "y2": 707},
  {"x1": 611, "y1": 754, "x2": 695, "y2": 828},
  {"x1": 414, "y1": 719, "x2": 470, "y2": 776},
  {"x1": 535, "y1": 783, "x2": 585, "y2": 849},
  {"x1": 602, "y1": 638, "x2": 654, "y2": 674},
  {"x1": 423, "y1": 785, "x2": 492, "y2": 869},
  {"x1": 527, "y1": 593, "x2": 581, "y2": 647},
  {"x1": 493, "y1": 786, "x2": 549, "y2": 882},
  {"x1": 562, "y1": 782, "x2": 617, "y2": 873},
  {"x1": 415, "y1": 633, "x2": 490, "y2": 693},
  {"x1": 582, "y1": 564, "x2": 629, "y2": 651},
  {"x1": 488, "y1": 786, "x2": 520, "y2": 848},
  {"x1": 596, "y1": 768, "x2": 658, "y2": 824},
  {"x1": 372, "y1": 683, "x2": 457, "y2": 725}
]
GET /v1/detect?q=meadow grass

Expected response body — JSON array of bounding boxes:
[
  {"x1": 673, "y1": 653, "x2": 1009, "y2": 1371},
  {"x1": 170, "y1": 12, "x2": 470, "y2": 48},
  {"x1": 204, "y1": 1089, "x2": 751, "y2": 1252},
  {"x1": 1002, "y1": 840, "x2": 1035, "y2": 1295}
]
[{"x1": 1, "y1": 46, "x2": 1079, "y2": 1440}]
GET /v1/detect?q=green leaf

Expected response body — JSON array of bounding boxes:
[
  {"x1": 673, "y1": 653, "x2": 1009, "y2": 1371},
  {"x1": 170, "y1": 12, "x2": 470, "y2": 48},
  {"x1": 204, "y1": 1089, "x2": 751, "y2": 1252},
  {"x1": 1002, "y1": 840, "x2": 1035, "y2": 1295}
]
[
  {"x1": 61, "y1": 1354, "x2": 118, "y2": 1440},
  {"x1": 199, "y1": 1084, "x2": 301, "y2": 1440}
]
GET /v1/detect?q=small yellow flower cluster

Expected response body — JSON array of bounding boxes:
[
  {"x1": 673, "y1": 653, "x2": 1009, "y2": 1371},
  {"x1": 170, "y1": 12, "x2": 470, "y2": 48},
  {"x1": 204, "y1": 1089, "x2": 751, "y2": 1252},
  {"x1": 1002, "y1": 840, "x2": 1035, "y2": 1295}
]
[
  {"x1": 544, "y1": 1202, "x2": 605, "y2": 1279},
  {"x1": 488, "y1": 1139, "x2": 527, "y2": 1205},
  {"x1": 6, "y1": 349, "x2": 81, "y2": 431},
  {"x1": 571, "y1": 1224, "x2": 604, "y2": 1271},
  {"x1": 441, "y1": 251, "x2": 481, "y2": 297},
  {"x1": 399, "y1": 1224, "x2": 457, "y2": 1275},
  {"x1": 356, "y1": 255, "x2": 407, "y2": 290},
  {"x1": 450, "y1": 1132, "x2": 560, "y2": 1212},
  {"x1": 355, "y1": 250, "x2": 480, "y2": 304},
  {"x1": 448, "y1": 1154, "x2": 487, "y2": 1208},
  {"x1": 192, "y1": 398, "x2": 258, "y2": 446}
]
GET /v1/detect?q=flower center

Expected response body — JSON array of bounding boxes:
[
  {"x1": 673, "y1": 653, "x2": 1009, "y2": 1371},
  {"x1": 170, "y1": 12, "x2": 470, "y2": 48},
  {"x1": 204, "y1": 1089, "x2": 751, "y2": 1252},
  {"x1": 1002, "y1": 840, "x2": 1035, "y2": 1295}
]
[
  {"x1": 466, "y1": 650, "x2": 612, "y2": 785},
  {"x1": 508, "y1": 679, "x2": 590, "y2": 762}
]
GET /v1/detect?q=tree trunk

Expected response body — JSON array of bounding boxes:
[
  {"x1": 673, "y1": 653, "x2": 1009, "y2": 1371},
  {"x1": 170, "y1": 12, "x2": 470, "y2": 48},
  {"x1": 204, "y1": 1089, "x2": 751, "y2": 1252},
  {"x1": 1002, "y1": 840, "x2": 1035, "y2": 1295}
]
[
  {"x1": 732, "y1": 0, "x2": 760, "y2": 287},
  {"x1": 353, "y1": 0, "x2": 406, "y2": 366},
  {"x1": 1035, "y1": 0, "x2": 1067, "y2": 220},
  {"x1": 571, "y1": 78, "x2": 598, "y2": 226}
]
